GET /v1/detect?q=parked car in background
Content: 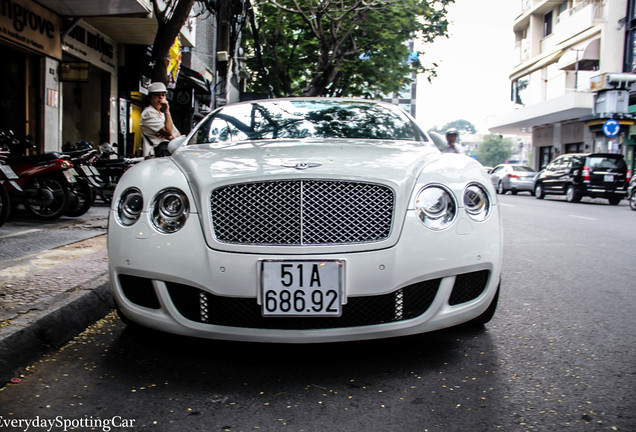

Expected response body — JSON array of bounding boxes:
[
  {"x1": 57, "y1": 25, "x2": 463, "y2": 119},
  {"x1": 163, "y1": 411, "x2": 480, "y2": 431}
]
[
  {"x1": 628, "y1": 176, "x2": 636, "y2": 211},
  {"x1": 489, "y1": 164, "x2": 537, "y2": 195},
  {"x1": 534, "y1": 153, "x2": 628, "y2": 205},
  {"x1": 108, "y1": 98, "x2": 503, "y2": 343}
]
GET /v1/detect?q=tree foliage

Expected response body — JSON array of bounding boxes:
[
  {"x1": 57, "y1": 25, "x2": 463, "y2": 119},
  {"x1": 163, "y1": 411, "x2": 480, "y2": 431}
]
[
  {"x1": 431, "y1": 119, "x2": 476, "y2": 135},
  {"x1": 475, "y1": 134, "x2": 515, "y2": 167},
  {"x1": 244, "y1": 0, "x2": 453, "y2": 98}
]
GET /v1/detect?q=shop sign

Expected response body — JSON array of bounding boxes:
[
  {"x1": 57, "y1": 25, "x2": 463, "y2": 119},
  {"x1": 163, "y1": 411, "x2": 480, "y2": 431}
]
[
  {"x1": 0, "y1": 0, "x2": 61, "y2": 59},
  {"x1": 62, "y1": 21, "x2": 116, "y2": 74}
]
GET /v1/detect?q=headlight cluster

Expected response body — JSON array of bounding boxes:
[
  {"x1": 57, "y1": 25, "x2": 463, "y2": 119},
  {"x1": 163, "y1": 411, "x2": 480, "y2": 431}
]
[
  {"x1": 463, "y1": 184, "x2": 491, "y2": 221},
  {"x1": 117, "y1": 188, "x2": 143, "y2": 226},
  {"x1": 151, "y1": 188, "x2": 190, "y2": 233},
  {"x1": 414, "y1": 185, "x2": 457, "y2": 230},
  {"x1": 116, "y1": 187, "x2": 189, "y2": 233},
  {"x1": 414, "y1": 183, "x2": 491, "y2": 230}
]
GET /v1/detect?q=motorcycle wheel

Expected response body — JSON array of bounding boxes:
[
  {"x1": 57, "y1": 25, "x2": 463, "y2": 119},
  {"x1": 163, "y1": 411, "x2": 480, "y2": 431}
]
[
  {"x1": 24, "y1": 177, "x2": 70, "y2": 220},
  {"x1": 65, "y1": 179, "x2": 94, "y2": 217},
  {"x1": 0, "y1": 185, "x2": 10, "y2": 227}
]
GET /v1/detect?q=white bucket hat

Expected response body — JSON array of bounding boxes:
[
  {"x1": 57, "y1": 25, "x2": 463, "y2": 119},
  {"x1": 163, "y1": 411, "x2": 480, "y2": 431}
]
[{"x1": 148, "y1": 82, "x2": 167, "y2": 93}]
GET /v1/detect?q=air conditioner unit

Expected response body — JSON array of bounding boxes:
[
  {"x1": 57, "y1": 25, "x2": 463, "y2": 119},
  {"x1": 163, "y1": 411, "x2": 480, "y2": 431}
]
[{"x1": 594, "y1": 90, "x2": 629, "y2": 114}]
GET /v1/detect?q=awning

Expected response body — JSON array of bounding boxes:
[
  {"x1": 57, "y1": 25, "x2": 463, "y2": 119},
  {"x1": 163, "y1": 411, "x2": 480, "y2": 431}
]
[
  {"x1": 510, "y1": 50, "x2": 564, "y2": 82},
  {"x1": 34, "y1": 0, "x2": 151, "y2": 17},
  {"x1": 557, "y1": 39, "x2": 600, "y2": 71},
  {"x1": 178, "y1": 66, "x2": 211, "y2": 94}
]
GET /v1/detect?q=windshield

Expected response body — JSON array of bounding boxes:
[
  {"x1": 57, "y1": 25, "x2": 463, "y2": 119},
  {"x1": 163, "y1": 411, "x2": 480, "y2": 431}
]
[
  {"x1": 585, "y1": 156, "x2": 626, "y2": 171},
  {"x1": 192, "y1": 100, "x2": 427, "y2": 144}
]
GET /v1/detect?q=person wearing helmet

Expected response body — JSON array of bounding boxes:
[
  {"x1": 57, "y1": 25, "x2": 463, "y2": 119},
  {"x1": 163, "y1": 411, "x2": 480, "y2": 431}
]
[
  {"x1": 140, "y1": 82, "x2": 181, "y2": 157},
  {"x1": 442, "y1": 128, "x2": 464, "y2": 154}
]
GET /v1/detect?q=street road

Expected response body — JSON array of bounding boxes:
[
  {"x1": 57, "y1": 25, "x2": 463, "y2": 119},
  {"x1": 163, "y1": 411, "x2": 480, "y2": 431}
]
[{"x1": 1, "y1": 195, "x2": 635, "y2": 431}]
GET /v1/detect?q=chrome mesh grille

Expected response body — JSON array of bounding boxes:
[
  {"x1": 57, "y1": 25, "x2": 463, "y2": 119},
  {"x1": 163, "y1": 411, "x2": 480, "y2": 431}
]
[{"x1": 211, "y1": 180, "x2": 394, "y2": 245}]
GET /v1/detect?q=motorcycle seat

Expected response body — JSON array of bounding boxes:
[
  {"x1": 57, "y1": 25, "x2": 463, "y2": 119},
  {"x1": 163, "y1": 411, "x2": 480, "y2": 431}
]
[{"x1": 8, "y1": 152, "x2": 64, "y2": 164}]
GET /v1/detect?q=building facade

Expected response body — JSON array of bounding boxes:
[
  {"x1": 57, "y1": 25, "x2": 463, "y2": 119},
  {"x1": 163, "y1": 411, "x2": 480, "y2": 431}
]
[
  {"x1": 490, "y1": 0, "x2": 632, "y2": 172},
  {"x1": 0, "y1": 0, "x2": 246, "y2": 157}
]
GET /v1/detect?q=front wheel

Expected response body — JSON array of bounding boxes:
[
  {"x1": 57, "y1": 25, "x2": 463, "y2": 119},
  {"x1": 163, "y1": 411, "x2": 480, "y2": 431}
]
[
  {"x1": 566, "y1": 185, "x2": 581, "y2": 203},
  {"x1": 65, "y1": 179, "x2": 94, "y2": 217},
  {"x1": 534, "y1": 183, "x2": 545, "y2": 199},
  {"x1": 0, "y1": 185, "x2": 10, "y2": 227},
  {"x1": 467, "y1": 284, "x2": 500, "y2": 326},
  {"x1": 24, "y1": 177, "x2": 70, "y2": 220},
  {"x1": 608, "y1": 195, "x2": 622, "y2": 206},
  {"x1": 630, "y1": 192, "x2": 636, "y2": 211}
]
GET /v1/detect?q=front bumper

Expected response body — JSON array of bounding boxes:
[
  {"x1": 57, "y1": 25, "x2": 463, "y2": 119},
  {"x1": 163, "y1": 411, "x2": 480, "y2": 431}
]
[{"x1": 108, "y1": 209, "x2": 503, "y2": 343}]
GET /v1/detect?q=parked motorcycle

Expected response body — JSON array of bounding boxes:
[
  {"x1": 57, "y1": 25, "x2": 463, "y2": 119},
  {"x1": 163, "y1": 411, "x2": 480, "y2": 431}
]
[
  {"x1": 92, "y1": 143, "x2": 143, "y2": 204},
  {"x1": 1, "y1": 131, "x2": 76, "y2": 221},
  {"x1": 0, "y1": 141, "x2": 15, "y2": 227},
  {"x1": 60, "y1": 140, "x2": 100, "y2": 217}
]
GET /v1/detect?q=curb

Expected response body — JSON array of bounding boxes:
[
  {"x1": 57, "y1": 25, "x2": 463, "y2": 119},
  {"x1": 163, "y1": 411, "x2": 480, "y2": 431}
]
[{"x1": 0, "y1": 274, "x2": 113, "y2": 385}]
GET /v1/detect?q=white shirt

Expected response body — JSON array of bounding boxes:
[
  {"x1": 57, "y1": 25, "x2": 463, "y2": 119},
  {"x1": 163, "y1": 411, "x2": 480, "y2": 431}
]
[{"x1": 140, "y1": 106, "x2": 180, "y2": 156}]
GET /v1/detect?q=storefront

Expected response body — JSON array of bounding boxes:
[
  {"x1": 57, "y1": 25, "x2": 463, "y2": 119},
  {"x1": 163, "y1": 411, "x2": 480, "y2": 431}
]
[
  {"x1": 61, "y1": 19, "x2": 118, "y2": 148},
  {"x1": 0, "y1": 0, "x2": 61, "y2": 153}
]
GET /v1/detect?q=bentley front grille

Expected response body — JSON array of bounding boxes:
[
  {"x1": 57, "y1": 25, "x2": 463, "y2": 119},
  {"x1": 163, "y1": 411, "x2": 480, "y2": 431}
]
[{"x1": 210, "y1": 180, "x2": 394, "y2": 245}]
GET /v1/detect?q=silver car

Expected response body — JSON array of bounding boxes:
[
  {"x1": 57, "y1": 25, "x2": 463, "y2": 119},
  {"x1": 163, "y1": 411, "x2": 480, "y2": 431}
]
[{"x1": 489, "y1": 164, "x2": 537, "y2": 195}]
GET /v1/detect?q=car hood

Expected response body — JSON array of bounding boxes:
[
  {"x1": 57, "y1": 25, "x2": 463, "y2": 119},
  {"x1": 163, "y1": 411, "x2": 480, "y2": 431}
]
[{"x1": 171, "y1": 139, "x2": 440, "y2": 191}]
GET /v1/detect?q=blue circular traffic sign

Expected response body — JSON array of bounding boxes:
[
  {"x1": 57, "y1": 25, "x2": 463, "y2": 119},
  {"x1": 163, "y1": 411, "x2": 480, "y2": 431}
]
[{"x1": 603, "y1": 119, "x2": 620, "y2": 137}]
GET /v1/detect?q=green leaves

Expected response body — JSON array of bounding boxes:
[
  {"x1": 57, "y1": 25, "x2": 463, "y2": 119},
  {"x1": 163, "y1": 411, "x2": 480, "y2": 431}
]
[{"x1": 243, "y1": 0, "x2": 453, "y2": 97}]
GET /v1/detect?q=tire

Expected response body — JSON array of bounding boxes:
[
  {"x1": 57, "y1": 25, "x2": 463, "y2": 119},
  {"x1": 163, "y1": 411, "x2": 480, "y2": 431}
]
[
  {"x1": 630, "y1": 192, "x2": 636, "y2": 211},
  {"x1": 64, "y1": 179, "x2": 94, "y2": 217},
  {"x1": 497, "y1": 182, "x2": 506, "y2": 195},
  {"x1": 565, "y1": 185, "x2": 581, "y2": 203},
  {"x1": 534, "y1": 183, "x2": 545, "y2": 199},
  {"x1": 0, "y1": 185, "x2": 10, "y2": 227},
  {"x1": 468, "y1": 284, "x2": 500, "y2": 326},
  {"x1": 24, "y1": 177, "x2": 70, "y2": 220},
  {"x1": 607, "y1": 195, "x2": 622, "y2": 206}
]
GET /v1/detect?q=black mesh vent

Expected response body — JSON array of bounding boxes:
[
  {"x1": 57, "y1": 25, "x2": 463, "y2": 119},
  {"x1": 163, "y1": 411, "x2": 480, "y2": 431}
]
[
  {"x1": 448, "y1": 270, "x2": 490, "y2": 306},
  {"x1": 210, "y1": 180, "x2": 394, "y2": 245},
  {"x1": 166, "y1": 279, "x2": 440, "y2": 330},
  {"x1": 119, "y1": 274, "x2": 160, "y2": 309}
]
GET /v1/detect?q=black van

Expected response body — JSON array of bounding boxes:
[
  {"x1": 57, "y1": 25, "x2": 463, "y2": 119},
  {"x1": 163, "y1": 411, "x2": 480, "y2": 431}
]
[{"x1": 534, "y1": 153, "x2": 627, "y2": 205}]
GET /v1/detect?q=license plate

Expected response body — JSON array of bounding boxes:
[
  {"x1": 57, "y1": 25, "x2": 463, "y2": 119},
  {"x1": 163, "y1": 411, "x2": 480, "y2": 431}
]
[
  {"x1": 63, "y1": 169, "x2": 77, "y2": 183},
  {"x1": 80, "y1": 165, "x2": 93, "y2": 176},
  {"x1": 0, "y1": 164, "x2": 18, "y2": 179},
  {"x1": 604, "y1": 175, "x2": 614, "y2": 182},
  {"x1": 261, "y1": 260, "x2": 343, "y2": 316}
]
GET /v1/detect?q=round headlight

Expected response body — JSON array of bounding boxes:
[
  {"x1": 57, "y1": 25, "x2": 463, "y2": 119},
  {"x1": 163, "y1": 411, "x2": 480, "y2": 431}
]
[
  {"x1": 151, "y1": 188, "x2": 189, "y2": 233},
  {"x1": 463, "y1": 184, "x2": 491, "y2": 221},
  {"x1": 117, "y1": 188, "x2": 143, "y2": 226},
  {"x1": 414, "y1": 185, "x2": 457, "y2": 230}
]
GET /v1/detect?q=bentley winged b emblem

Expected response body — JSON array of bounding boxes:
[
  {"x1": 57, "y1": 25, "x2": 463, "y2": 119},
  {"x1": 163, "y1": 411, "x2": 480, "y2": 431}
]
[{"x1": 281, "y1": 161, "x2": 322, "y2": 170}]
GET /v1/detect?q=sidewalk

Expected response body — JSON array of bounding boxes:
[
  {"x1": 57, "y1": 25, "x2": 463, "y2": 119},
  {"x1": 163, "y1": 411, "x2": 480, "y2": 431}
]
[{"x1": 0, "y1": 208, "x2": 113, "y2": 385}]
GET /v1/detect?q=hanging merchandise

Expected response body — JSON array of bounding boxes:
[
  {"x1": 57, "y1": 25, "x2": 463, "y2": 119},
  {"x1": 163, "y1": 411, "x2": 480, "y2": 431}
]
[{"x1": 167, "y1": 36, "x2": 182, "y2": 89}]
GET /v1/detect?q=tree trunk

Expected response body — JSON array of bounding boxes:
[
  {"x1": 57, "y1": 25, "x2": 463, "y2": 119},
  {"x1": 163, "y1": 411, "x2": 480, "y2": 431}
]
[{"x1": 149, "y1": 0, "x2": 196, "y2": 84}]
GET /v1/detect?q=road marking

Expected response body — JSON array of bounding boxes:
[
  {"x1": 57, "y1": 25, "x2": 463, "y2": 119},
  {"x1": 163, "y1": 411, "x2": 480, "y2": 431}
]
[
  {"x1": 0, "y1": 228, "x2": 42, "y2": 240},
  {"x1": 499, "y1": 203, "x2": 515, "y2": 207},
  {"x1": 569, "y1": 215, "x2": 596, "y2": 221}
]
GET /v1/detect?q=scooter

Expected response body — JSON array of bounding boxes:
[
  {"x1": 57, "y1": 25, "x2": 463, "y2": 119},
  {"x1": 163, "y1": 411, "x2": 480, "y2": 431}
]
[{"x1": 1, "y1": 131, "x2": 77, "y2": 221}]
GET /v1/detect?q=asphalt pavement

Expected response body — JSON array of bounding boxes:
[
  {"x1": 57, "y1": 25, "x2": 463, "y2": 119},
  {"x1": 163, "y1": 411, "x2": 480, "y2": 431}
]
[{"x1": 0, "y1": 205, "x2": 112, "y2": 385}]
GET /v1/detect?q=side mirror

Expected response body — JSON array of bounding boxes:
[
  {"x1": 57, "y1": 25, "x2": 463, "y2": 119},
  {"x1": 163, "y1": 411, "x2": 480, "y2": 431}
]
[{"x1": 168, "y1": 135, "x2": 187, "y2": 155}]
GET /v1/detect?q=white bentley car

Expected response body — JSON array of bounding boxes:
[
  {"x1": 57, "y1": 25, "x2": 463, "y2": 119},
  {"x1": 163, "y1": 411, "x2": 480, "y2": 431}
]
[{"x1": 108, "y1": 98, "x2": 502, "y2": 342}]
